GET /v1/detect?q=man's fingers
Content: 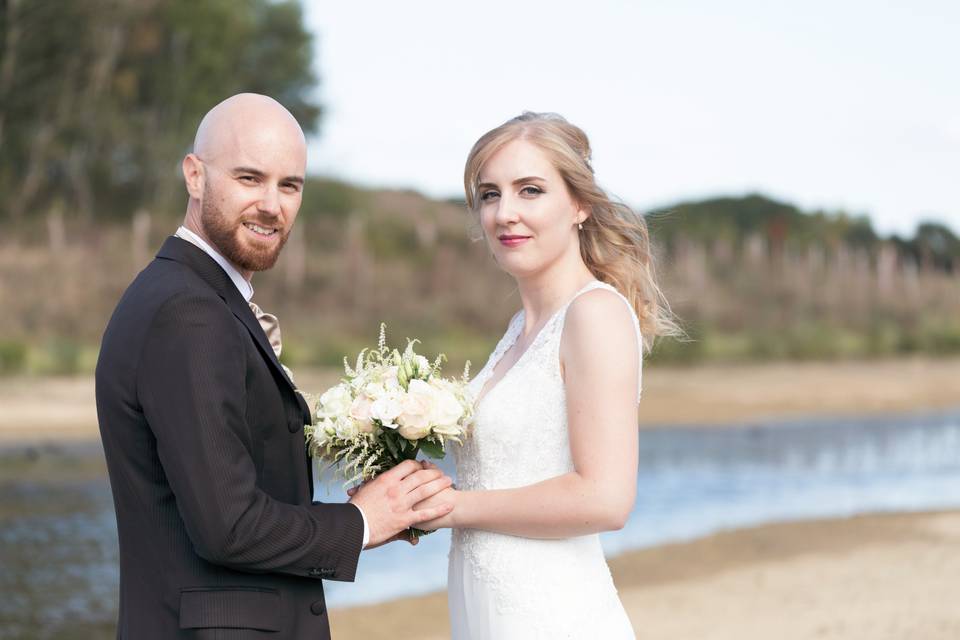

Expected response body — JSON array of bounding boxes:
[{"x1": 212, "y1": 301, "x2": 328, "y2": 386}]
[
  {"x1": 378, "y1": 459, "x2": 422, "y2": 482},
  {"x1": 398, "y1": 467, "x2": 444, "y2": 495},
  {"x1": 408, "y1": 476, "x2": 453, "y2": 507}
]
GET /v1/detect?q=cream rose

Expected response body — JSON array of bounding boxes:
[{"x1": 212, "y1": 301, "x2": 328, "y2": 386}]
[
  {"x1": 349, "y1": 395, "x2": 375, "y2": 434},
  {"x1": 397, "y1": 379, "x2": 435, "y2": 440}
]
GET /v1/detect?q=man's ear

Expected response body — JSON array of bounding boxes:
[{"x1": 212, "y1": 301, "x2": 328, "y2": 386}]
[{"x1": 182, "y1": 154, "x2": 205, "y2": 200}]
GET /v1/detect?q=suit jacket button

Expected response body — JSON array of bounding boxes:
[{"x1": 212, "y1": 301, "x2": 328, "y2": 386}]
[{"x1": 310, "y1": 599, "x2": 326, "y2": 616}]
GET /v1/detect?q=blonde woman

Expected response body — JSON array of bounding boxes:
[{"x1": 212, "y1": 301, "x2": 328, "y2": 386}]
[{"x1": 415, "y1": 112, "x2": 678, "y2": 638}]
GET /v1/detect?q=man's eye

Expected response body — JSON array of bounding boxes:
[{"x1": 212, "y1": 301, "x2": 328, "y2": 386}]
[
  {"x1": 239, "y1": 175, "x2": 258, "y2": 184},
  {"x1": 281, "y1": 182, "x2": 301, "y2": 193},
  {"x1": 480, "y1": 190, "x2": 500, "y2": 201},
  {"x1": 520, "y1": 186, "x2": 543, "y2": 196}
]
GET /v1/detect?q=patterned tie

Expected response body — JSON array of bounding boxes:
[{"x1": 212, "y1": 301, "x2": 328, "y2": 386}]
[{"x1": 248, "y1": 300, "x2": 282, "y2": 359}]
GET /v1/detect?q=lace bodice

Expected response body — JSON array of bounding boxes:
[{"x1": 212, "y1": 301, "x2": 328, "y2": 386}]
[
  {"x1": 449, "y1": 280, "x2": 641, "y2": 637},
  {"x1": 457, "y1": 280, "x2": 642, "y2": 493}
]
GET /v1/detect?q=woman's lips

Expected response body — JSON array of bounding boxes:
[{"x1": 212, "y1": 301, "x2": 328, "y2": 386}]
[{"x1": 498, "y1": 235, "x2": 531, "y2": 248}]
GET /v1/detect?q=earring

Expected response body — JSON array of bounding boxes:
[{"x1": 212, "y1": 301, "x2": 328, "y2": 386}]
[{"x1": 577, "y1": 222, "x2": 583, "y2": 231}]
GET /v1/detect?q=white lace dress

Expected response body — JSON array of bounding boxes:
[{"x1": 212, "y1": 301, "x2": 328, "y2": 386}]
[{"x1": 448, "y1": 280, "x2": 640, "y2": 639}]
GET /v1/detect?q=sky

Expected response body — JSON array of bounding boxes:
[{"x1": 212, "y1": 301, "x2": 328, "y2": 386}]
[{"x1": 303, "y1": 1, "x2": 959, "y2": 236}]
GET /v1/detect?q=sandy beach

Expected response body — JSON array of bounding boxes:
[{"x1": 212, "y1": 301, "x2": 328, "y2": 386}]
[
  {"x1": 3, "y1": 356, "x2": 959, "y2": 443},
  {"x1": 5, "y1": 357, "x2": 959, "y2": 638},
  {"x1": 329, "y1": 510, "x2": 960, "y2": 640}
]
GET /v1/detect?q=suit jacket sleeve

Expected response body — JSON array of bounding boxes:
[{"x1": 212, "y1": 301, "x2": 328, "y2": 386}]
[{"x1": 136, "y1": 291, "x2": 364, "y2": 581}]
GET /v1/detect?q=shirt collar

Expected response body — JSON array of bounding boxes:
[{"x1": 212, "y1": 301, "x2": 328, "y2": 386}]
[{"x1": 174, "y1": 226, "x2": 254, "y2": 302}]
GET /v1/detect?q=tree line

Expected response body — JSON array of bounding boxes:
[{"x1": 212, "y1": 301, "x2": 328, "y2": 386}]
[{"x1": 0, "y1": 0, "x2": 318, "y2": 221}]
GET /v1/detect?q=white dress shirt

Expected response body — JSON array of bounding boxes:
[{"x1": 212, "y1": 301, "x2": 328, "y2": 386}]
[{"x1": 173, "y1": 227, "x2": 370, "y2": 548}]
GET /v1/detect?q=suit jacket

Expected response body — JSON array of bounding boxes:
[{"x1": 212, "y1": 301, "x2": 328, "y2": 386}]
[{"x1": 96, "y1": 236, "x2": 363, "y2": 639}]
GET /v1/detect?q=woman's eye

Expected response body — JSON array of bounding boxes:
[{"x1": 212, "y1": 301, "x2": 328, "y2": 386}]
[
  {"x1": 480, "y1": 190, "x2": 500, "y2": 201},
  {"x1": 520, "y1": 185, "x2": 543, "y2": 196}
]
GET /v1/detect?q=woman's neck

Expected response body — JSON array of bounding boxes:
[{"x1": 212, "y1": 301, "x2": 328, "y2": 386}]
[{"x1": 515, "y1": 253, "x2": 596, "y2": 334}]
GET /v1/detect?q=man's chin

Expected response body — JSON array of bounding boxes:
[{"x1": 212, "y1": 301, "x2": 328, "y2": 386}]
[{"x1": 234, "y1": 239, "x2": 285, "y2": 272}]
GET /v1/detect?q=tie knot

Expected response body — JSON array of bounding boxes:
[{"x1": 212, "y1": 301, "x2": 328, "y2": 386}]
[{"x1": 249, "y1": 300, "x2": 282, "y2": 359}]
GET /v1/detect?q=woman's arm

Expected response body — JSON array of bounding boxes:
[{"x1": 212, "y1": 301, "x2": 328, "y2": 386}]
[{"x1": 419, "y1": 289, "x2": 640, "y2": 538}]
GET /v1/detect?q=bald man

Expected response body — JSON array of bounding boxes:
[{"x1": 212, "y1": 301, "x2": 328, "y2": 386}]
[{"x1": 96, "y1": 94, "x2": 453, "y2": 639}]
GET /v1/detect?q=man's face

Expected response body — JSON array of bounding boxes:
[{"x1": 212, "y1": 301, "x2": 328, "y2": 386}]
[{"x1": 194, "y1": 117, "x2": 307, "y2": 273}]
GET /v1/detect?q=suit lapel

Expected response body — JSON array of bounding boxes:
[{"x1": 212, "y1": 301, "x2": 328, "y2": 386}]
[{"x1": 155, "y1": 237, "x2": 308, "y2": 418}]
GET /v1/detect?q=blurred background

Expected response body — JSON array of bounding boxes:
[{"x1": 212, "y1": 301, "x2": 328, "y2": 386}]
[{"x1": 1, "y1": 1, "x2": 958, "y2": 639}]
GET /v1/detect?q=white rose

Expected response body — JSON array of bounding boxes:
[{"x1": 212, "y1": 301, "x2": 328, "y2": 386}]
[
  {"x1": 397, "y1": 421, "x2": 432, "y2": 440},
  {"x1": 430, "y1": 386, "x2": 464, "y2": 428},
  {"x1": 370, "y1": 391, "x2": 403, "y2": 429},
  {"x1": 397, "y1": 379, "x2": 434, "y2": 440},
  {"x1": 381, "y1": 366, "x2": 401, "y2": 390},
  {"x1": 333, "y1": 416, "x2": 359, "y2": 440},
  {"x1": 363, "y1": 381, "x2": 386, "y2": 398},
  {"x1": 318, "y1": 383, "x2": 353, "y2": 418}
]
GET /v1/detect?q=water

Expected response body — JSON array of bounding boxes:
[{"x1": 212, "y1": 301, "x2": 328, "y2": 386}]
[{"x1": 3, "y1": 409, "x2": 960, "y2": 637}]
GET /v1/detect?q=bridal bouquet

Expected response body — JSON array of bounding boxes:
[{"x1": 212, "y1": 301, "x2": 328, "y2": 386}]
[{"x1": 305, "y1": 324, "x2": 473, "y2": 489}]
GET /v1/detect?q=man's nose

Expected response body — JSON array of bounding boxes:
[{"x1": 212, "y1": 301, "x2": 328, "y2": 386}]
[{"x1": 258, "y1": 185, "x2": 282, "y2": 217}]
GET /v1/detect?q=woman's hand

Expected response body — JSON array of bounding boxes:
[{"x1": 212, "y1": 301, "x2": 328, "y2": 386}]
[{"x1": 414, "y1": 485, "x2": 459, "y2": 530}]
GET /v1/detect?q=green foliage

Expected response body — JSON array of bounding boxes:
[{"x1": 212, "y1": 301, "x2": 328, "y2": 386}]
[
  {"x1": 0, "y1": 340, "x2": 27, "y2": 374},
  {"x1": 0, "y1": 0, "x2": 319, "y2": 220},
  {"x1": 300, "y1": 178, "x2": 367, "y2": 219},
  {"x1": 651, "y1": 194, "x2": 889, "y2": 258},
  {"x1": 40, "y1": 339, "x2": 83, "y2": 375}
]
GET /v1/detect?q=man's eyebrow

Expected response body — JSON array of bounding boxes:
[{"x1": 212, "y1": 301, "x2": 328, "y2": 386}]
[
  {"x1": 230, "y1": 166, "x2": 266, "y2": 177},
  {"x1": 231, "y1": 167, "x2": 304, "y2": 185}
]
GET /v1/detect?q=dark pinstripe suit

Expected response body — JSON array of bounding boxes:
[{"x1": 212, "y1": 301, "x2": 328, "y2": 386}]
[{"x1": 96, "y1": 236, "x2": 363, "y2": 639}]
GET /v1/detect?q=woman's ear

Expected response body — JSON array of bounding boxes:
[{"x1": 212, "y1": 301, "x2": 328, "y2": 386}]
[{"x1": 576, "y1": 203, "x2": 592, "y2": 226}]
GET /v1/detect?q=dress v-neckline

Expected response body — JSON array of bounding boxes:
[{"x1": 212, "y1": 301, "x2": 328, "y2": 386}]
[{"x1": 473, "y1": 280, "x2": 602, "y2": 410}]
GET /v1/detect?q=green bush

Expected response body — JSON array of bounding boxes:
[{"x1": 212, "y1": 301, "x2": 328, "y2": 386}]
[
  {"x1": 40, "y1": 339, "x2": 83, "y2": 375},
  {"x1": 0, "y1": 340, "x2": 27, "y2": 374}
]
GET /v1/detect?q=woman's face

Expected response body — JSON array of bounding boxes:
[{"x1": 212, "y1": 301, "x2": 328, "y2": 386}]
[{"x1": 477, "y1": 139, "x2": 585, "y2": 279}]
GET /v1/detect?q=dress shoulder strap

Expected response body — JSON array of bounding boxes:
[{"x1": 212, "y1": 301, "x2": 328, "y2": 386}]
[{"x1": 560, "y1": 280, "x2": 644, "y2": 402}]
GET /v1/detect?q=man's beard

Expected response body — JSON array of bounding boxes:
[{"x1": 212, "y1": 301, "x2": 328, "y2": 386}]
[{"x1": 201, "y1": 192, "x2": 289, "y2": 272}]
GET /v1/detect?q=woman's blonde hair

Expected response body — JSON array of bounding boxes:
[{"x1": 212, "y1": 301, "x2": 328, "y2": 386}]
[{"x1": 464, "y1": 112, "x2": 680, "y2": 351}]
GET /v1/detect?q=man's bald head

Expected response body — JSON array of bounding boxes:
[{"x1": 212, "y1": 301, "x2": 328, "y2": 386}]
[
  {"x1": 181, "y1": 93, "x2": 308, "y2": 277},
  {"x1": 193, "y1": 93, "x2": 306, "y2": 165}
]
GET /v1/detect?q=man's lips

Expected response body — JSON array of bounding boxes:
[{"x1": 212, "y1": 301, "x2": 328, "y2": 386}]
[
  {"x1": 498, "y1": 234, "x2": 531, "y2": 247},
  {"x1": 243, "y1": 222, "x2": 280, "y2": 238}
]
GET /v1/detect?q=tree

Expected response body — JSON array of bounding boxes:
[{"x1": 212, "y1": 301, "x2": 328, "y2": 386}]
[{"x1": 0, "y1": 0, "x2": 320, "y2": 221}]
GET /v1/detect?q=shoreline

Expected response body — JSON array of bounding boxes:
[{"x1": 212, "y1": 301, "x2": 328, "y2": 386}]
[
  {"x1": 329, "y1": 509, "x2": 960, "y2": 640},
  {"x1": 3, "y1": 355, "x2": 960, "y2": 444}
]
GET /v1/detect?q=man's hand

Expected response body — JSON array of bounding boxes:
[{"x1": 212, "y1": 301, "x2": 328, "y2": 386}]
[{"x1": 348, "y1": 460, "x2": 453, "y2": 548}]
